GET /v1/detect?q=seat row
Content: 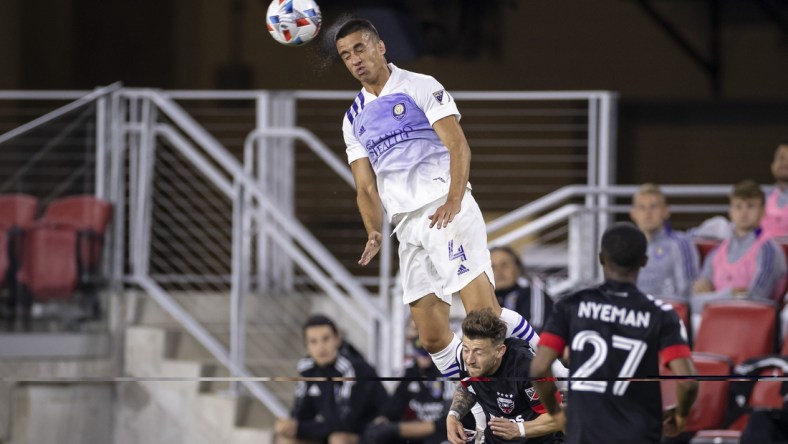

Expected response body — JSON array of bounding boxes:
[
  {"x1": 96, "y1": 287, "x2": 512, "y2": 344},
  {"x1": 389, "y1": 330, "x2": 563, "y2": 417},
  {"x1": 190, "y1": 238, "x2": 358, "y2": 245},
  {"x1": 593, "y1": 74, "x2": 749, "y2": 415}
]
[{"x1": 0, "y1": 194, "x2": 112, "y2": 326}]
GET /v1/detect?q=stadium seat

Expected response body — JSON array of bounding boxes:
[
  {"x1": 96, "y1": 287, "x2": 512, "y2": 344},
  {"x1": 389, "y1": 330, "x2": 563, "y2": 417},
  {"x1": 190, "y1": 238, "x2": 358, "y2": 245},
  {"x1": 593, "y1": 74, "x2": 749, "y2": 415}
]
[
  {"x1": 693, "y1": 300, "x2": 777, "y2": 365},
  {"x1": 693, "y1": 237, "x2": 723, "y2": 263},
  {"x1": 661, "y1": 352, "x2": 732, "y2": 433},
  {"x1": 16, "y1": 195, "x2": 112, "y2": 323},
  {"x1": 725, "y1": 366, "x2": 785, "y2": 431},
  {"x1": 0, "y1": 194, "x2": 38, "y2": 288}
]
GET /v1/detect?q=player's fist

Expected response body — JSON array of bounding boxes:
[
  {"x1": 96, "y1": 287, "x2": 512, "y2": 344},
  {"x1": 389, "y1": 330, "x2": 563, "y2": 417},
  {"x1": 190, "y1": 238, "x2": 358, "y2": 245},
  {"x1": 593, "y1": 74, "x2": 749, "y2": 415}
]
[{"x1": 662, "y1": 407, "x2": 687, "y2": 437}]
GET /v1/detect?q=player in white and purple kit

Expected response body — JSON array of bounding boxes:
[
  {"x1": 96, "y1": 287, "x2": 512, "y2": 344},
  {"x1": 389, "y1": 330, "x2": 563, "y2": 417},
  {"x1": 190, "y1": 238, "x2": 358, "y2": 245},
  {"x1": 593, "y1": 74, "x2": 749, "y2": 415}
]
[{"x1": 335, "y1": 19, "x2": 566, "y2": 397}]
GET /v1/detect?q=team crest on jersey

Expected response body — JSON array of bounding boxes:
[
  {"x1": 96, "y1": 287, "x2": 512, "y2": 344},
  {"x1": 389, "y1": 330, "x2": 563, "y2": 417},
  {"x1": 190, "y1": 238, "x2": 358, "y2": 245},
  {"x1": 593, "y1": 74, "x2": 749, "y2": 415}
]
[
  {"x1": 497, "y1": 392, "x2": 514, "y2": 414},
  {"x1": 525, "y1": 387, "x2": 539, "y2": 401},
  {"x1": 392, "y1": 103, "x2": 407, "y2": 120},
  {"x1": 432, "y1": 89, "x2": 445, "y2": 104}
]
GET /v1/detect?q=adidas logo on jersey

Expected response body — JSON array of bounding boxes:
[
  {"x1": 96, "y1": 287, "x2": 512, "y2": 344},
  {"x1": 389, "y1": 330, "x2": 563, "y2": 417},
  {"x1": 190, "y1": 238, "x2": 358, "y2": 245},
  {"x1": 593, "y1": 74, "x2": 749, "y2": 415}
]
[
  {"x1": 457, "y1": 264, "x2": 469, "y2": 275},
  {"x1": 308, "y1": 385, "x2": 321, "y2": 397}
]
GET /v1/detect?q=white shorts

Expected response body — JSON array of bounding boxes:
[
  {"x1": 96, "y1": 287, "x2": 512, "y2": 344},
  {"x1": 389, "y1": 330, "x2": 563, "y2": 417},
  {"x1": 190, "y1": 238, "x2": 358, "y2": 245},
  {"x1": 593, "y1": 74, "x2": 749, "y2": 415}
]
[{"x1": 395, "y1": 191, "x2": 495, "y2": 305}]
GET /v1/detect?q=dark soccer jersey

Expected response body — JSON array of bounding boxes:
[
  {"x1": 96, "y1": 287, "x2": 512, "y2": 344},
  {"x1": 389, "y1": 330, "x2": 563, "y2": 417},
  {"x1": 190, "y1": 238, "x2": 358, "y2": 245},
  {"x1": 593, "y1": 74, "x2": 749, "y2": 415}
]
[
  {"x1": 539, "y1": 280, "x2": 691, "y2": 444},
  {"x1": 460, "y1": 338, "x2": 561, "y2": 444}
]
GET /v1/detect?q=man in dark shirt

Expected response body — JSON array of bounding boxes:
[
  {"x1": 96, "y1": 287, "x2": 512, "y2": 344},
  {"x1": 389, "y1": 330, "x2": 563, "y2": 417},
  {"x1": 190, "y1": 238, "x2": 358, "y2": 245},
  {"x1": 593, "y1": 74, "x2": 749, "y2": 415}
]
[
  {"x1": 275, "y1": 314, "x2": 388, "y2": 444},
  {"x1": 491, "y1": 246, "x2": 553, "y2": 332},
  {"x1": 530, "y1": 223, "x2": 699, "y2": 444},
  {"x1": 446, "y1": 309, "x2": 563, "y2": 444},
  {"x1": 363, "y1": 344, "x2": 454, "y2": 444}
]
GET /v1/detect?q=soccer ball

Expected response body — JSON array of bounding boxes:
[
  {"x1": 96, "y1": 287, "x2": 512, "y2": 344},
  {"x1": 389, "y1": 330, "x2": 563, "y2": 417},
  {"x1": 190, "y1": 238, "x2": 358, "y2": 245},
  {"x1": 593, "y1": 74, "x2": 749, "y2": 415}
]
[{"x1": 266, "y1": 0, "x2": 322, "y2": 47}]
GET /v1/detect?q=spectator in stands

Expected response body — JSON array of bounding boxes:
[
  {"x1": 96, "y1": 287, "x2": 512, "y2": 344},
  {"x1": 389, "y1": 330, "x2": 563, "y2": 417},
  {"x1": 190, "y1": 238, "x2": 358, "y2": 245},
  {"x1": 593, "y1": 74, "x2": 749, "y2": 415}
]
[
  {"x1": 275, "y1": 314, "x2": 388, "y2": 444},
  {"x1": 691, "y1": 180, "x2": 787, "y2": 313},
  {"x1": 362, "y1": 339, "x2": 453, "y2": 444},
  {"x1": 763, "y1": 143, "x2": 788, "y2": 239},
  {"x1": 490, "y1": 246, "x2": 553, "y2": 332},
  {"x1": 629, "y1": 183, "x2": 700, "y2": 301}
]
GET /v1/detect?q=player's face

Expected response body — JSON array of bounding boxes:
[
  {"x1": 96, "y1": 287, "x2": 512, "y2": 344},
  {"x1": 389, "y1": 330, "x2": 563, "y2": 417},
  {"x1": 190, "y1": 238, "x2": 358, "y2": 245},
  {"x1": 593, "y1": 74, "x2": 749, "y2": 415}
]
[
  {"x1": 772, "y1": 146, "x2": 788, "y2": 183},
  {"x1": 304, "y1": 325, "x2": 341, "y2": 367},
  {"x1": 336, "y1": 30, "x2": 387, "y2": 85},
  {"x1": 491, "y1": 250, "x2": 520, "y2": 289},
  {"x1": 729, "y1": 197, "x2": 764, "y2": 233},
  {"x1": 630, "y1": 193, "x2": 669, "y2": 234},
  {"x1": 461, "y1": 337, "x2": 504, "y2": 378}
]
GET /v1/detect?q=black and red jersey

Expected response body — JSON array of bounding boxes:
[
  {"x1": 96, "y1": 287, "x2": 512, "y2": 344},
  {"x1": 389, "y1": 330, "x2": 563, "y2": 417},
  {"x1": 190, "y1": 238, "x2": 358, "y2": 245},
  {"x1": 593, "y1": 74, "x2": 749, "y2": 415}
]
[
  {"x1": 460, "y1": 338, "x2": 563, "y2": 444},
  {"x1": 539, "y1": 280, "x2": 691, "y2": 444}
]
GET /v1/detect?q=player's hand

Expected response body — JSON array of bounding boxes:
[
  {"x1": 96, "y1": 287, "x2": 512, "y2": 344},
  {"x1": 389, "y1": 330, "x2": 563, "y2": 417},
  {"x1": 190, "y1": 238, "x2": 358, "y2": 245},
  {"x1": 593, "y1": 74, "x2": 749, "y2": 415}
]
[
  {"x1": 447, "y1": 414, "x2": 467, "y2": 444},
  {"x1": 358, "y1": 231, "x2": 382, "y2": 266},
  {"x1": 662, "y1": 407, "x2": 687, "y2": 437},
  {"x1": 428, "y1": 197, "x2": 461, "y2": 229},
  {"x1": 274, "y1": 418, "x2": 297, "y2": 438},
  {"x1": 488, "y1": 417, "x2": 522, "y2": 440}
]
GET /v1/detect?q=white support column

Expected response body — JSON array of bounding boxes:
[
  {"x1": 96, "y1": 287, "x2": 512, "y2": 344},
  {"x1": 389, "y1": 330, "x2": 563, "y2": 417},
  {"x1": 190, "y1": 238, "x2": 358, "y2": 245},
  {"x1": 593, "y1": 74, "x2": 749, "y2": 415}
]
[{"x1": 255, "y1": 92, "x2": 271, "y2": 292}]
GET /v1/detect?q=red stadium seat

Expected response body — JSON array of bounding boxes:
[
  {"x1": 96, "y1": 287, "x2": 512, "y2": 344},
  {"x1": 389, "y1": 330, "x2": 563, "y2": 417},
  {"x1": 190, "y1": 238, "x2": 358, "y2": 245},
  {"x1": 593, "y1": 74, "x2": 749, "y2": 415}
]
[
  {"x1": 0, "y1": 194, "x2": 38, "y2": 288},
  {"x1": 661, "y1": 352, "x2": 732, "y2": 433},
  {"x1": 657, "y1": 297, "x2": 690, "y2": 330},
  {"x1": 693, "y1": 300, "x2": 777, "y2": 365},
  {"x1": 693, "y1": 237, "x2": 723, "y2": 263},
  {"x1": 17, "y1": 196, "x2": 112, "y2": 313}
]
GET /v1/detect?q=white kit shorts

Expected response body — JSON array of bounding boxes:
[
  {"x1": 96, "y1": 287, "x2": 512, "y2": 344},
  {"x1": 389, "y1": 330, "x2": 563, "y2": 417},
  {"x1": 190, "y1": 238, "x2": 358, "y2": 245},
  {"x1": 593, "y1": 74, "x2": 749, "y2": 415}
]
[{"x1": 395, "y1": 190, "x2": 495, "y2": 305}]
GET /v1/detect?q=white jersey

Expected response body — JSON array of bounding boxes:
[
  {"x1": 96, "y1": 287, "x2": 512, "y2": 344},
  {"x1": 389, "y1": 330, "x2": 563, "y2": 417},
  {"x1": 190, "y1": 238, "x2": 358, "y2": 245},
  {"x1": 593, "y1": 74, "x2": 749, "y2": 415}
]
[{"x1": 342, "y1": 64, "x2": 464, "y2": 219}]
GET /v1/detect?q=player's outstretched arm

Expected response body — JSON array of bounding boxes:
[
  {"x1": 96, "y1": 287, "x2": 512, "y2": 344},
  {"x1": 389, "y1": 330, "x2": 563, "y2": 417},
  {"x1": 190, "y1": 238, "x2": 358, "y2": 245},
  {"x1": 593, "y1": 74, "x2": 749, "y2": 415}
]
[
  {"x1": 664, "y1": 357, "x2": 699, "y2": 437},
  {"x1": 530, "y1": 347, "x2": 563, "y2": 418},
  {"x1": 429, "y1": 116, "x2": 470, "y2": 229},
  {"x1": 522, "y1": 412, "x2": 563, "y2": 438},
  {"x1": 350, "y1": 158, "x2": 383, "y2": 265},
  {"x1": 447, "y1": 383, "x2": 477, "y2": 444}
]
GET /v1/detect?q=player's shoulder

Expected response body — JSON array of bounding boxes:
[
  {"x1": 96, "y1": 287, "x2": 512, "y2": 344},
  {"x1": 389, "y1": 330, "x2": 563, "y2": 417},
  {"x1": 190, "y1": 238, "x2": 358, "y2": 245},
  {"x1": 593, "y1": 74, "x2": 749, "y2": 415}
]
[
  {"x1": 297, "y1": 357, "x2": 317, "y2": 375},
  {"x1": 343, "y1": 89, "x2": 367, "y2": 127}
]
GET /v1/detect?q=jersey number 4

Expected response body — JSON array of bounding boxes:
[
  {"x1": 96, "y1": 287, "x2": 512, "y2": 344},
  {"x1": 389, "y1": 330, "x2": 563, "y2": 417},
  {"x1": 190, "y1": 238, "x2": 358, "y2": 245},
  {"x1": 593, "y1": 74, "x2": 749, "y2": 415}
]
[{"x1": 570, "y1": 330, "x2": 647, "y2": 396}]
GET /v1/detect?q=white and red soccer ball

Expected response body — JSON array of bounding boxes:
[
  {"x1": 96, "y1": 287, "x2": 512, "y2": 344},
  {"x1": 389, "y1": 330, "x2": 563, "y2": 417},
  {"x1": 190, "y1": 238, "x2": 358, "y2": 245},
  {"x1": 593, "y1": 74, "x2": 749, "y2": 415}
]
[{"x1": 266, "y1": 0, "x2": 322, "y2": 46}]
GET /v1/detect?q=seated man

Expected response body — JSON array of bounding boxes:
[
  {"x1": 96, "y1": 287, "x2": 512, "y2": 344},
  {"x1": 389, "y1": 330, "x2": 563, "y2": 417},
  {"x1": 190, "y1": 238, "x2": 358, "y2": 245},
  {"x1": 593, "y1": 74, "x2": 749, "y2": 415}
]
[
  {"x1": 490, "y1": 246, "x2": 553, "y2": 332},
  {"x1": 630, "y1": 183, "x2": 700, "y2": 300},
  {"x1": 363, "y1": 340, "x2": 454, "y2": 444},
  {"x1": 763, "y1": 143, "x2": 788, "y2": 238},
  {"x1": 446, "y1": 309, "x2": 563, "y2": 444},
  {"x1": 692, "y1": 179, "x2": 788, "y2": 313},
  {"x1": 275, "y1": 314, "x2": 388, "y2": 444}
]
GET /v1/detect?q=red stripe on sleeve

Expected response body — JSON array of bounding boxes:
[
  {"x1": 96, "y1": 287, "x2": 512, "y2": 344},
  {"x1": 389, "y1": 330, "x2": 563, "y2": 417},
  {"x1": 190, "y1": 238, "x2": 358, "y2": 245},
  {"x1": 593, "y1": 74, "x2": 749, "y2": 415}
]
[
  {"x1": 531, "y1": 391, "x2": 561, "y2": 415},
  {"x1": 538, "y1": 332, "x2": 566, "y2": 354},
  {"x1": 660, "y1": 344, "x2": 691, "y2": 366}
]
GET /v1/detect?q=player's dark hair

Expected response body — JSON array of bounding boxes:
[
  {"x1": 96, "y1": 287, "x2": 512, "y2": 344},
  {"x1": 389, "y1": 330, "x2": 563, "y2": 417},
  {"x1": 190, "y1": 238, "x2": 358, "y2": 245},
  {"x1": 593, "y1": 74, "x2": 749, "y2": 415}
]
[
  {"x1": 302, "y1": 314, "x2": 338, "y2": 338},
  {"x1": 490, "y1": 246, "x2": 525, "y2": 275},
  {"x1": 462, "y1": 309, "x2": 507, "y2": 345},
  {"x1": 600, "y1": 222, "x2": 647, "y2": 270},
  {"x1": 730, "y1": 179, "x2": 764, "y2": 204},
  {"x1": 334, "y1": 18, "x2": 381, "y2": 42}
]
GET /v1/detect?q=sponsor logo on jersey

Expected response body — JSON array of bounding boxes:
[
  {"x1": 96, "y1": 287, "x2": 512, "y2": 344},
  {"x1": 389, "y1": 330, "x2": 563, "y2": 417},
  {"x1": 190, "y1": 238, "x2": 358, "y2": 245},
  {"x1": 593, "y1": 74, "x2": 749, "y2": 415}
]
[
  {"x1": 408, "y1": 381, "x2": 421, "y2": 393},
  {"x1": 308, "y1": 384, "x2": 321, "y2": 397},
  {"x1": 457, "y1": 264, "x2": 470, "y2": 276},
  {"x1": 497, "y1": 392, "x2": 515, "y2": 414},
  {"x1": 525, "y1": 387, "x2": 539, "y2": 401},
  {"x1": 432, "y1": 89, "x2": 445, "y2": 104},
  {"x1": 392, "y1": 103, "x2": 407, "y2": 120},
  {"x1": 358, "y1": 125, "x2": 366, "y2": 136}
]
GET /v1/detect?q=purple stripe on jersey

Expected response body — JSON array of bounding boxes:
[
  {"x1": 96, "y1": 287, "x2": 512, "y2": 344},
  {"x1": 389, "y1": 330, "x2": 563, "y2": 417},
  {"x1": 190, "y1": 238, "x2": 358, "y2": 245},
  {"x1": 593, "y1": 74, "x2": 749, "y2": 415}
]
[
  {"x1": 512, "y1": 317, "x2": 526, "y2": 336},
  {"x1": 351, "y1": 101, "x2": 358, "y2": 116},
  {"x1": 754, "y1": 244, "x2": 774, "y2": 290},
  {"x1": 357, "y1": 92, "x2": 365, "y2": 109},
  {"x1": 524, "y1": 328, "x2": 536, "y2": 343},
  {"x1": 677, "y1": 236, "x2": 696, "y2": 280},
  {"x1": 346, "y1": 109, "x2": 354, "y2": 125},
  {"x1": 442, "y1": 369, "x2": 461, "y2": 377}
]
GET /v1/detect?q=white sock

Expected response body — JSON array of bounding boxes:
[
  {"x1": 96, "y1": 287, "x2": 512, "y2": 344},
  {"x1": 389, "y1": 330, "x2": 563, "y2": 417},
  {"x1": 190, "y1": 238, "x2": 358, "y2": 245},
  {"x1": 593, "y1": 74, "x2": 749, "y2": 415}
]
[
  {"x1": 472, "y1": 403, "x2": 487, "y2": 430},
  {"x1": 429, "y1": 333, "x2": 463, "y2": 378},
  {"x1": 499, "y1": 307, "x2": 539, "y2": 350}
]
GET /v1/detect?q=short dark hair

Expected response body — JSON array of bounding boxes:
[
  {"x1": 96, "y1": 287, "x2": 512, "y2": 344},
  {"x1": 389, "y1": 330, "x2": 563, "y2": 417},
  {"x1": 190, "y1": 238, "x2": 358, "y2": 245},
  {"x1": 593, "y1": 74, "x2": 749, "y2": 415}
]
[
  {"x1": 730, "y1": 179, "x2": 764, "y2": 204},
  {"x1": 490, "y1": 246, "x2": 524, "y2": 275},
  {"x1": 600, "y1": 222, "x2": 647, "y2": 270},
  {"x1": 462, "y1": 309, "x2": 507, "y2": 345},
  {"x1": 335, "y1": 18, "x2": 381, "y2": 43},
  {"x1": 302, "y1": 314, "x2": 338, "y2": 338}
]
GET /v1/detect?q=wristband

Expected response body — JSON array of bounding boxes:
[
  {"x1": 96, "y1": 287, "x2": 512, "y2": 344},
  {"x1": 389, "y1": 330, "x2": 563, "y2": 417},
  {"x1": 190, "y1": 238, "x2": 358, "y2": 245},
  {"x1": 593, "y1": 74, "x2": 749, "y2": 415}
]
[
  {"x1": 517, "y1": 422, "x2": 525, "y2": 437},
  {"x1": 448, "y1": 410, "x2": 461, "y2": 421}
]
